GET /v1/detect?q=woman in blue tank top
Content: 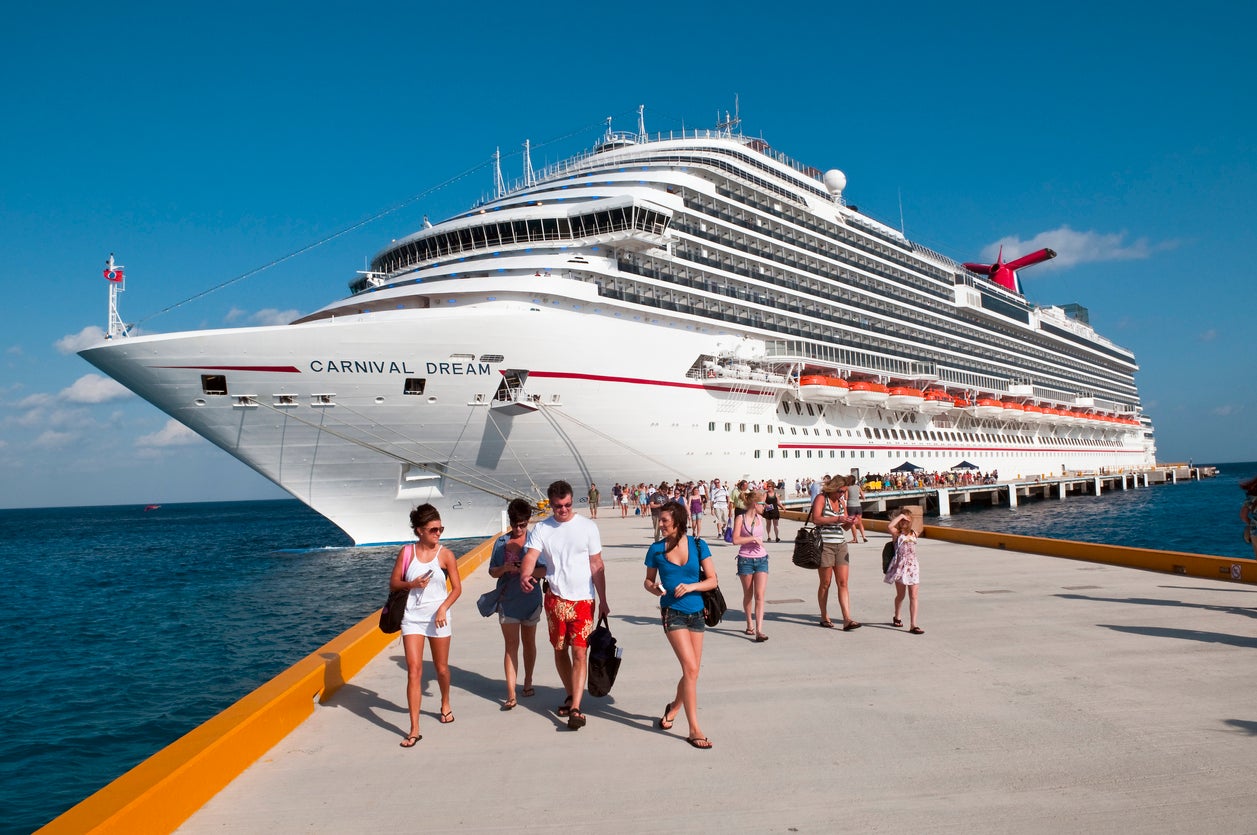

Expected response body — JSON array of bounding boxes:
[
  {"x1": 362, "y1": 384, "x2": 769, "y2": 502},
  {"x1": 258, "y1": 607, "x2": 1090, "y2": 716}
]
[{"x1": 644, "y1": 502, "x2": 718, "y2": 749}]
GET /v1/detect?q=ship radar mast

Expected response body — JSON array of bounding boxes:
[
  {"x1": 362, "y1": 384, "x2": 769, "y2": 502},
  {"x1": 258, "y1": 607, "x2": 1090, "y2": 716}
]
[
  {"x1": 493, "y1": 147, "x2": 506, "y2": 199},
  {"x1": 636, "y1": 104, "x2": 646, "y2": 141},
  {"x1": 103, "y1": 253, "x2": 129, "y2": 339},
  {"x1": 716, "y1": 94, "x2": 741, "y2": 136}
]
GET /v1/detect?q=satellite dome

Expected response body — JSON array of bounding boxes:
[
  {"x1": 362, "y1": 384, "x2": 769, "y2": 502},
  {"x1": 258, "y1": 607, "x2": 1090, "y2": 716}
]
[{"x1": 822, "y1": 169, "x2": 847, "y2": 197}]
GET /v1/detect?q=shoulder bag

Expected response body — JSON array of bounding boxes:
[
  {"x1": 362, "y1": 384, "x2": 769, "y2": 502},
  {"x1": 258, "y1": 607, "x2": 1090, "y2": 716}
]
[
  {"x1": 693, "y1": 537, "x2": 727, "y2": 626},
  {"x1": 379, "y1": 545, "x2": 414, "y2": 633}
]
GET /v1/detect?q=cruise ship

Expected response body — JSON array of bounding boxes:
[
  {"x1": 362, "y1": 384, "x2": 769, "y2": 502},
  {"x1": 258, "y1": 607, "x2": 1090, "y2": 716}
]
[{"x1": 80, "y1": 110, "x2": 1155, "y2": 544}]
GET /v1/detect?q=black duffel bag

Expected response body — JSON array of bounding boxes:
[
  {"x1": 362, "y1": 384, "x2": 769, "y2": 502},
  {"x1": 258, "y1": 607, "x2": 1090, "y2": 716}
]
[{"x1": 587, "y1": 615, "x2": 622, "y2": 697}]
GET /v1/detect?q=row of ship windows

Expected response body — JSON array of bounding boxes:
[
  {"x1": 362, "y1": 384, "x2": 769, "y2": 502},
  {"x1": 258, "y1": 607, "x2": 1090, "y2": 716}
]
[
  {"x1": 671, "y1": 197, "x2": 1135, "y2": 390},
  {"x1": 709, "y1": 422, "x2": 1124, "y2": 448},
  {"x1": 602, "y1": 268, "x2": 1132, "y2": 403},
  {"x1": 368, "y1": 205, "x2": 670, "y2": 276},
  {"x1": 682, "y1": 189, "x2": 1135, "y2": 382},
  {"x1": 710, "y1": 185, "x2": 955, "y2": 289}
]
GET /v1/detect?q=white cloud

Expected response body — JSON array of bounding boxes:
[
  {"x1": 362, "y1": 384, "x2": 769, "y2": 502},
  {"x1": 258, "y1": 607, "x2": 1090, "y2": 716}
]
[
  {"x1": 981, "y1": 225, "x2": 1179, "y2": 272},
  {"x1": 1212, "y1": 405, "x2": 1239, "y2": 417},
  {"x1": 16, "y1": 392, "x2": 52, "y2": 409},
  {"x1": 55, "y1": 325, "x2": 108, "y2": 354},
  {"x1": 225, "y1": 307, "x2": 247, "y2": 323},
  {"x1": 33, "y1": 430, "x2": 76, "y2": 449},
  {"x1": 135, "y1": 419, "x2": 200, "y2": 448},
  {"x1": 60, "y1": 374, "x2": 132, "y2": 404},
  {"x1": 250, "y1": 308, "x2": 300, "y2": 326},
  {"x1": 6, "y1": 345, "x2": 22, "y2": 356},
  {"x1": 1199, "y1": 329, "x2": 1218, "y2": 342}
]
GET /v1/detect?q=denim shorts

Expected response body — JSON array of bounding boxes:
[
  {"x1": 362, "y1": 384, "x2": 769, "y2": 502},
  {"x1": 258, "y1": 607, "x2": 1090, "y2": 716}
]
[
  {"x1": 736, "y1": 556, "x2": 769, "y2": 575},
  {"x1": 661, "y1": 607, "x2": 706, "y2": 633}
]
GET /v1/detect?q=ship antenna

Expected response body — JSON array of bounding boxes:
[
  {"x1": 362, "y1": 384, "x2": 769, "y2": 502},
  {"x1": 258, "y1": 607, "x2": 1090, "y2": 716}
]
[
  {"x1": 493, "y1": 147, "x2": 505, "y2": 199},
  {"x1": 637, "y1": 104, "x2": 646, "y2": 141},
  {"x1": 898, "y1": 187, "x2": 906, "y2": 236},
  {"x1": 522, "y1": 139, "x2": 534, "y2": 188},
  {"x1": 716, "y1": 95, "x2": 741, "y2": 136},
  {"x1": 103, "y1": 253, "x2": 129, "y2": 338}
]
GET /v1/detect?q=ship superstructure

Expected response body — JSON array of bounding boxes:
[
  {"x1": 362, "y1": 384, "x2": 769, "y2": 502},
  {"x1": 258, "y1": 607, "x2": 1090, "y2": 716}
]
[{"x1": 81, "y1": 111, "x2": 1154, "y2": 544}]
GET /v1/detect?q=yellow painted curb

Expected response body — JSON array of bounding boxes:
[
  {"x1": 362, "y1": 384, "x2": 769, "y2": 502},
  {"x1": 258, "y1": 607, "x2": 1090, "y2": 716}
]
[
  {"x1": 781, "y1": 508, "x2": 1252, "y2": 584},
  {"x1": 39, "y1": 535, "x2": 498, "y2": 835}
]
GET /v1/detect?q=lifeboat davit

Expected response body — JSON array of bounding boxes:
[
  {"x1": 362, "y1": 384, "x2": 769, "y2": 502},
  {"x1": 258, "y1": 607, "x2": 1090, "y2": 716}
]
[
  {"x1": 798, "y1": 375, "x2": 848, "y2": 403},
  {"x1": 846, "y1": 381, "x2": 890, "y2": 407},
  {"x1": 886, "y1": 386, "x2": 925, "y2": 410},
  {"x1": 918, "y1": 388, "x2": 953, "y2": 416},
  {"x1": 972, "y1": 397, "x2": 1006, "y2": 419}
]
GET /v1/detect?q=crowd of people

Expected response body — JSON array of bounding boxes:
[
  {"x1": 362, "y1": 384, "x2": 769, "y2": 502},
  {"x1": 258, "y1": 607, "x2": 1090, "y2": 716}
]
[{"x1": 389, "y1": 473, "x2": 927, "y2": 752}]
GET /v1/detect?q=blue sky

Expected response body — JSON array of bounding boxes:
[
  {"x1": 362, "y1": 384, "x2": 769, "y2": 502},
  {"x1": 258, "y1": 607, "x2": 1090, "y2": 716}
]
[{"x1": 2, "y1": 1, "x2": 1253, "y2": 508}]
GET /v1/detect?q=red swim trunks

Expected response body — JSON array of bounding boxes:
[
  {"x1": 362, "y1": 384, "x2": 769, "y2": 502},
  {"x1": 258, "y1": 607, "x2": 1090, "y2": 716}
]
[{"x1": 544, "y1": 592, "x2": 595, "y2": 650}]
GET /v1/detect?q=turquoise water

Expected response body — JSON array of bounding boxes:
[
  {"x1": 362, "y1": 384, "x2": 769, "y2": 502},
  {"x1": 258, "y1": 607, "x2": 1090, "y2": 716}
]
[{"x1": 1, "y1": 463, "x2": 1253, "y2": 832}]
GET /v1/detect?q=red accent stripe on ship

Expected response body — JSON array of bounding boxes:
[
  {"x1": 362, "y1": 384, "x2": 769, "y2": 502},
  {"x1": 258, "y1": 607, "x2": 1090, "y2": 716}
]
[
  {"x1": 525, "y1": 370, "x2": 776, "y2": 396},
  {"x1": 151, "y1": 365, "x2": 302, "y2": 373}
]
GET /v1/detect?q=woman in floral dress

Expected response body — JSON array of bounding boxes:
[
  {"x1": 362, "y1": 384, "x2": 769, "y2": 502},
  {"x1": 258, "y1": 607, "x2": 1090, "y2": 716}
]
[{"x1": 884, "y1": 508, "x2": 923, "y2": 634}]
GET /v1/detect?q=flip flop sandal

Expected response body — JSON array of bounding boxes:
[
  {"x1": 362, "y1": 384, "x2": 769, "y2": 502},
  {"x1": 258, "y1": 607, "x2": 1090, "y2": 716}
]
[
  {"x1": 686, "y1": 736, "x2": 713, "y2": 749},
  {"x1": 819, "y1": 619, "x2": 835, "y2": 628},
  {"x1": 567, "y1": 709, "x2": 587, "y2": 729},
  {"x1": 521, "y1": 686, "x2": 536, "y2": 697},
  {"x1": 439, "y1": 711, "x2": 455, "y2": 724},
  {"x1": 892, "y1": 618, "x2": 904, "y2": 628},
  {"x1": 842, "y1": 621, "x2": 863, "y2": 631},
  {"x1": 658, "y1": 702, "x2": 676, "y2": 730},
  {"x1": 501, "y1": 699, "x2": 517, "y2": 711},
  {"x1": 909, "y1": 626, "x2": 925, "y2": 635},
  {"x1": 556, "y1": 696, "x2": 573, "y2": 717},
  {"x1": 399, "y1": 735, "x2": 421, "y2": 748}
]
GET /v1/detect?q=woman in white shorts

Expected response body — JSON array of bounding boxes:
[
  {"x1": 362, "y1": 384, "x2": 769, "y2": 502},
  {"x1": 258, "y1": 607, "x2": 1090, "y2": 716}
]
[{"x1": 392, "y1": 503, "x2": 462, "y2": 747}]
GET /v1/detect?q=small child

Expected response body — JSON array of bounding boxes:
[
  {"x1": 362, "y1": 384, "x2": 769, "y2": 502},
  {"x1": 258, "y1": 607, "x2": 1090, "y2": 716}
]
[{"x1": 884, "y1": 508, "x2": 923, "y2": 634}]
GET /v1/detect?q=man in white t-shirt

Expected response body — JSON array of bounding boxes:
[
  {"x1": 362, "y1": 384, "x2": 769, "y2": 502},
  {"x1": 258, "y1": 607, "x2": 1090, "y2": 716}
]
[
  {"x1": 709, "y1": 478, "x2": 730, "y2": 536},
  {"x1": 520, "y1": 480, "x2": 609, "y2": 730}
]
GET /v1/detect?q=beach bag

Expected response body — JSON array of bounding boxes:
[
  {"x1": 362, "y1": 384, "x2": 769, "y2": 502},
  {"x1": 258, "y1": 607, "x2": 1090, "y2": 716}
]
[
  {"x1": 379, "y1": 546, "x2": 414, "y2": 633},
  {"x1": 723, "y1": 523, "x2": 734, "y2": 544},
  {"x1": 691, "y1": 536, "x2": 726, "y2": 627},
  {"x1": 792, "y1": 524, "x2": 823, "y2": 569},
  {"x1": 586, "y1": 615, "x2": 622, "y2": 697},
  {"x1": 476, "y1": 586, "x2": 503, "y2": 617},
  {"x1": 882, "y1": 540, "x2": 896, "y2": 575}
]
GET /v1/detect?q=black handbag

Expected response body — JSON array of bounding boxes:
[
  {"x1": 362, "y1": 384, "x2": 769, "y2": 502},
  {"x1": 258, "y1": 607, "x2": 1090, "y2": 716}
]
[
  {"x1": 379, "y1": 546, "x2": 413, "y2": 633},
  {"x1": 882, "y1": 540, "x2": 896, "y2": 574},
  {"x1": 792, "y1": 524, "x2": 824, "y2": 569},
  {"x1": 586, "y1": 615, "x2": 622, "y2": 697},
  {"x1": 694, "y1": 537, "x2": 726, "y2": 626},
  {"x1": 379, "y1": 587, "x2": 409, "y2": 633}
]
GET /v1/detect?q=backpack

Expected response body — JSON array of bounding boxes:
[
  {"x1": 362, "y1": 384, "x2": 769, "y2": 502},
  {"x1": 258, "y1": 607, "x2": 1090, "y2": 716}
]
[{"x1": 586, "y1": 615, "x2": 622, "y2": 697}]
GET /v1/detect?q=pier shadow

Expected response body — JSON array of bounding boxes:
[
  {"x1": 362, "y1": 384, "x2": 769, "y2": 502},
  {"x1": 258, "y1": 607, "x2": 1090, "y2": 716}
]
[
  {"x1": 1222, "y1": 719, "x2": 1257, "y2": 736},
  {"x1": 1097, "y1": 624, "x2": 1257, "y2": 649},
  {"x1": 1056, "y1": 593, "x2": 1257, "y2": 620},
  {"x1": 1158, "y1": 585, "x2": 1257, "y2": 595}
]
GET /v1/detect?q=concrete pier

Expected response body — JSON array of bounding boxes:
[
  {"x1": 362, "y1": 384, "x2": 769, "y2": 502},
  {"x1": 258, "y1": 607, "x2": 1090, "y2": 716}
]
[{"x1": 159, "y1": 513, "x2": 1257, "y2": 834}]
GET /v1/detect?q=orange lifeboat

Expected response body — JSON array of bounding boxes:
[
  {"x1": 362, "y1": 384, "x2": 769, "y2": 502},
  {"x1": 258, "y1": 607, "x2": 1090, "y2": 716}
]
[
  {"x1": 918, "y1": 388, "x2": 953, "y2": 416},
  {"x1": 973, "y1": 397, "x2": 1005, "y2": 418},
  {"x1": 799, "y1": 374, "x2": 847, "y2": 403},
  {"x1": 846, "y1": 380, "x2": 890, "y2": 406},
  {"x1": 886, "y1": 386, "x2": 925, "y2": 410}
]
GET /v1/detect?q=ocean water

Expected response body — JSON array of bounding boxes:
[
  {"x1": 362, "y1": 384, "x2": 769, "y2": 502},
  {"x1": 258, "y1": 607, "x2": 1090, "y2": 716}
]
[{"x1": 2, "y1": 463, "x2": 1254, "y2": 833}]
